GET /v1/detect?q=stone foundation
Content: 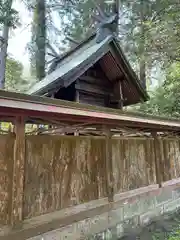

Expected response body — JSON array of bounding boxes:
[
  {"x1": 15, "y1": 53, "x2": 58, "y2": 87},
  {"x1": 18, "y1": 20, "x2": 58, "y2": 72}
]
[{"x1": 25, "y1": 180, "x2": 180, "y2": 239}]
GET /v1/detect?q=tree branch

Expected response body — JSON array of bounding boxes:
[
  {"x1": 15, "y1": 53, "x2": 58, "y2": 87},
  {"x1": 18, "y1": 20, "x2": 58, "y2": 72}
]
[
  {"x1": 47, "y1": 0, "x2": 75, "y2": 9},
  {"x1": 66, "y1": 36, "x2": 79, "y2": 45},
  {"x1": 169, "y1": 56, "x2": 180, "y2": 62},
  {"x1": 46, "y1": 42, "x2": 59, "y2": 57}
]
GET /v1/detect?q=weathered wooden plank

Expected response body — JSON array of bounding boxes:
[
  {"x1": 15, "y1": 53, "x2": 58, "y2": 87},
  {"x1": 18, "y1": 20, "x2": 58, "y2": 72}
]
[
  {"x1": 105, "y1": 129, "x2": 114, "y2": 202},
  {"x1": 119, "y1": 81, "x2": 123, "y2": 109},
  {"x1": 1, "y1": 90, "x2": 180, "y2": 132},
  {"x1": 0, "y1": 134, "x2": 14, "y2": 225},
  {"x1": 75, "y1": 82, "x2": 111, "y2": 96},
  {"x1": 111, "y1": 80, "x2": 124, "y2": 109},
  {"x1": 17, "y1": 135, "x2": 180, "y2": 223},
  {"x1": 79, "y1": 75, "x2": 112, "y2": 87},
  {"x1": 159, "y1": 139, "x2": 165, "y2": 182},
  {"x1": 168, "y1": 140, "x2": 176, "y2": 179},
  {"x1": 75, "y1": 89, "x2": 79, "y2": 103},
  {"x1": 152, "y1": 133, "x2": 162, "y2": 187},
  {"x1": 79, "y1": 92, "x2": 106, "y2": 107},
  {"x1": 163, "y1": 140, "x2": 171, "y2": 181},
  {"x1": 11, "y1": 116, "x2": 25, "y2": 225},
  {"x1": 23, "y1": 136, "x2": 107, "y2": 218},
  {"x1": 74, "y1": 90, "x2": 80, "y2": 135},
  {"x1": 112, "y1": 139, "x2": 122, "y2": 194}
]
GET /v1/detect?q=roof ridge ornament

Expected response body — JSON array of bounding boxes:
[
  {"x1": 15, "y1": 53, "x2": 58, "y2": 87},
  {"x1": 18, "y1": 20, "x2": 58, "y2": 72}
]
[{"x1": 93, "y1": 2, "x2": 118, "y2": 43}]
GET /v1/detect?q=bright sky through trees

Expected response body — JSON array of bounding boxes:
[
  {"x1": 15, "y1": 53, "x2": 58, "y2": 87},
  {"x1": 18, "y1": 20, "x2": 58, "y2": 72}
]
[{"x1": 8, "y1": 0, "x2": 31, "y2": 68}]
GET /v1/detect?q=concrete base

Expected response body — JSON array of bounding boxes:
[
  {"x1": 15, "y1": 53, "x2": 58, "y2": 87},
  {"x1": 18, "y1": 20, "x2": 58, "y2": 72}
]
[{"x1": 27, "y1": 182, "x2": 180, "y2": 240}]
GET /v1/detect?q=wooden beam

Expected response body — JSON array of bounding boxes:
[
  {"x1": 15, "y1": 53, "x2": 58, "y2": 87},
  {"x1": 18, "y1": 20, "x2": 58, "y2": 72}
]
[
  {"x1": 74, "y1": 90, "x2": 80, "y2": 137},
  {"x1": 11, "y1": 116, "x2": 25, "y2": 226},
  {"x1": 152, "y1": 132, "x2": 162, "y2": 187},
  {"x1": 105, "y1": 128, "x2": 114, "y2": 202},
  {"x1": 119, "y1": 80, "x2": 124, "y2": 109},
  {"x1": 75, "y1": 89, "x2": 79, "y2": 103},
  {"x1": 110, "y1": 80, "x2": 124, "y2": 109},
  {"x1": 0, "y1": 90, "x2": 180, "y2": 132},
  {"x1": 79, "y1": 75, "x2": 111, "y2": 87},
  {"x1": 66, "y1": 36, "x2": 79, "y2": 45},
  {"x1": 75, "y1": 82, "x2": 111, "y2": 96}
]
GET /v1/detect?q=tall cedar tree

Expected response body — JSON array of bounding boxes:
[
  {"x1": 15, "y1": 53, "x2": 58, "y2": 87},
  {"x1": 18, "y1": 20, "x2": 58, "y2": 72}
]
[
  {"x1": 0, "y1": 0, "x2": 13, "y2": 88},
  {"x1": 33, "y1": 0, "x2": 46, "y2": 81}
]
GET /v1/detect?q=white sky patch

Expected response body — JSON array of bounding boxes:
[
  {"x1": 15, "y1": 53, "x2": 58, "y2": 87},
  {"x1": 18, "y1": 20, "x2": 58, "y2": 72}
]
[
  {"x1": 7, "y1": 0, "x2": 65, "y2": 76},
  {"x1": 8, "y1": 0, "x2": 31, "y2": 71}
]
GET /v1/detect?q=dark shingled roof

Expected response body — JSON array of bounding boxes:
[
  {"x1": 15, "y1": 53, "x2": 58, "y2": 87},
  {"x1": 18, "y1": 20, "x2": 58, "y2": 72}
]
[{"x1": 27, "y1": 32, "x2": 149, "y2": 105}]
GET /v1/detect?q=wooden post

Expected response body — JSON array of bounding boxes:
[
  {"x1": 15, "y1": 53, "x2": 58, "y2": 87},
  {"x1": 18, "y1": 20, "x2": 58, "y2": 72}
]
[
  {"x1": 105, "y1": 128, "x2": 114, "y2": 202},
  {"x1": 11, "y1": 116, "x2": 25, "y2": 226},
  {"x1": 163, "y1": 140, "x2": 171, "y2": 181},
  {"x1": 113, "y1": 80, "x2": 124, "y2": 109},
  {"x1": 74, "y1": 130, "x2": 79, "y2": 136},
  {"x1": 75, "y1": 89, "x2": 80, "y2": 103},
  {"x1": 152, "y1": 132, "x2": 162, "y2": 187},
  {"x1": 159, "y1": 139, "x2": 166, "y2": 182},
  {"x1": 118, "y1": 81, "x2": 123, "y2": 109},
  {"x1": 74, "y1": 90, "x2": 80, "y2": 136}
]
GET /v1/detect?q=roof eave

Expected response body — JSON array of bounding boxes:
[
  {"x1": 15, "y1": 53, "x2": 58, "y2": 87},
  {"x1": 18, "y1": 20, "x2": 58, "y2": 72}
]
[
  {"x1": 110, "y1": 39, "x2": 149, "y2": 102},
  {"x1": 28, "y1": 36, "x2": 112, "y2": 96}
]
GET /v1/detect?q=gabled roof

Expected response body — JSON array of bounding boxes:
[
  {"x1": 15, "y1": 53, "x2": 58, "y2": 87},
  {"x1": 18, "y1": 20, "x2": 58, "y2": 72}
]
[
  {"x1": 28, "y1": 34, "x2": 109, "y2": 95},
  {"x1": 27, "y1": 32, "x2": 149, "y2": 105}
]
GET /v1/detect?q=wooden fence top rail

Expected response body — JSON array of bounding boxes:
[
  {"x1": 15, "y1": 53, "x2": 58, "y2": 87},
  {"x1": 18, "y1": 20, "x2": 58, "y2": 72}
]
[{"x1": 0, "y1": 89, "x2": 179, "y2": 132}]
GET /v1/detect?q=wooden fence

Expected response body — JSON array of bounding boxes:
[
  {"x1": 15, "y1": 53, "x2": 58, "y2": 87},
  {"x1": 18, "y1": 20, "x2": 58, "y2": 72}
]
[
  {"x1": 0, "y1": 134, "x2": 14, "y2": 224},
  {"x1": 0, "y1": 134, "x2": 180, "y2": 226}
]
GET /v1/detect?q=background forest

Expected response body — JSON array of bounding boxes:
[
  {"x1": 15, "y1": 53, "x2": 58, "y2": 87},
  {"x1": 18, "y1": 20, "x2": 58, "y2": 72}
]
[{"x1": 0, "y1": 0, "x2": 180, "y2": 117}]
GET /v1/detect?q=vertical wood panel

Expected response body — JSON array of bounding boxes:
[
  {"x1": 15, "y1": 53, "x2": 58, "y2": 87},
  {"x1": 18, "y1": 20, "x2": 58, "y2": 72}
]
[
  {"x1": 0, "y1": 134, "x2": 14, "y2": 224},
  {"x1": 163, "y1": 139, "x2": 171, "y2": 181},
  {"x1": 112, "y1": 139, "x2": 123, "y2": 193},
  {"x1": 174, "y1": 140, "x2": 180, "y2": 178},
  {"x1": 159, "y1": 139, "x2": 166, "y2": 182},
  {"x1": 11, "y1": 117, "x2": 25, "y2": 225},
  {"x1": 145, "y1": 139, "x2": 152, "y2": 184},
  {"x1": 23, "y1": 136, "x2": 107, "y2": 219},
  {"x1": 105, "y1": 129, "x2": 113, "y2": 202},
  {"x1": 22, "y1": 135, "x2": 180, "y2": 220},
  {"x1": 177, "y1": 140, "x2": 180, "y2": 177},
  {"x1": 168, "y1": 140, "x2": 177, "y2": 179},
  {"x1": 112, "y1": 138, "x2": 156, "y2": 194},
  {"x1": 152, "y1": 134, "x2": 162, "y2": 187}
]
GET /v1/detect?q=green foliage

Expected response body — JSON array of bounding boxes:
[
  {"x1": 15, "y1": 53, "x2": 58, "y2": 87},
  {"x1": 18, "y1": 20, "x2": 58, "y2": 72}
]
[
  {"x1": 22, "y1": 0, "x2": 180, "y2": 108},
  {"x1": 5, "y1": 57, "x2": 27, "y2": 92},
  {"x1": 137, "y1": 63, "x2": 180, "y2": 117},
  {"x1": 56, "y1": 0, "x2": 114, "y2": 45},
  {"x1": 55, "y1": 0, "x2": 180, "y2": 85},
  {"x1": 0, "y1": 0, "x2": 19, "y2": 28},
  {"x1": 168, "y1": 229, "x2": 180, "y2": 240}
]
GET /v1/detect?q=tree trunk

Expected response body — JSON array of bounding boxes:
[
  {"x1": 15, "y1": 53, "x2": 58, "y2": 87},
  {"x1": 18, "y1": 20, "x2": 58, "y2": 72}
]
[
  {"x1": 139, "y1": 0, "x2": 146, "y2": 90},
  {"x1": 34, "y1": 0, "x2": 46, "y2": 81},
  {"x1": 0, "y1": 0, "x2": 13, "y2": 89},
  {"x1": 112, "y1": 0, "x2": 119, "y2": 35},
  {"x1": 140, "y1": 55, "x2": 146, "y2": 89}
]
